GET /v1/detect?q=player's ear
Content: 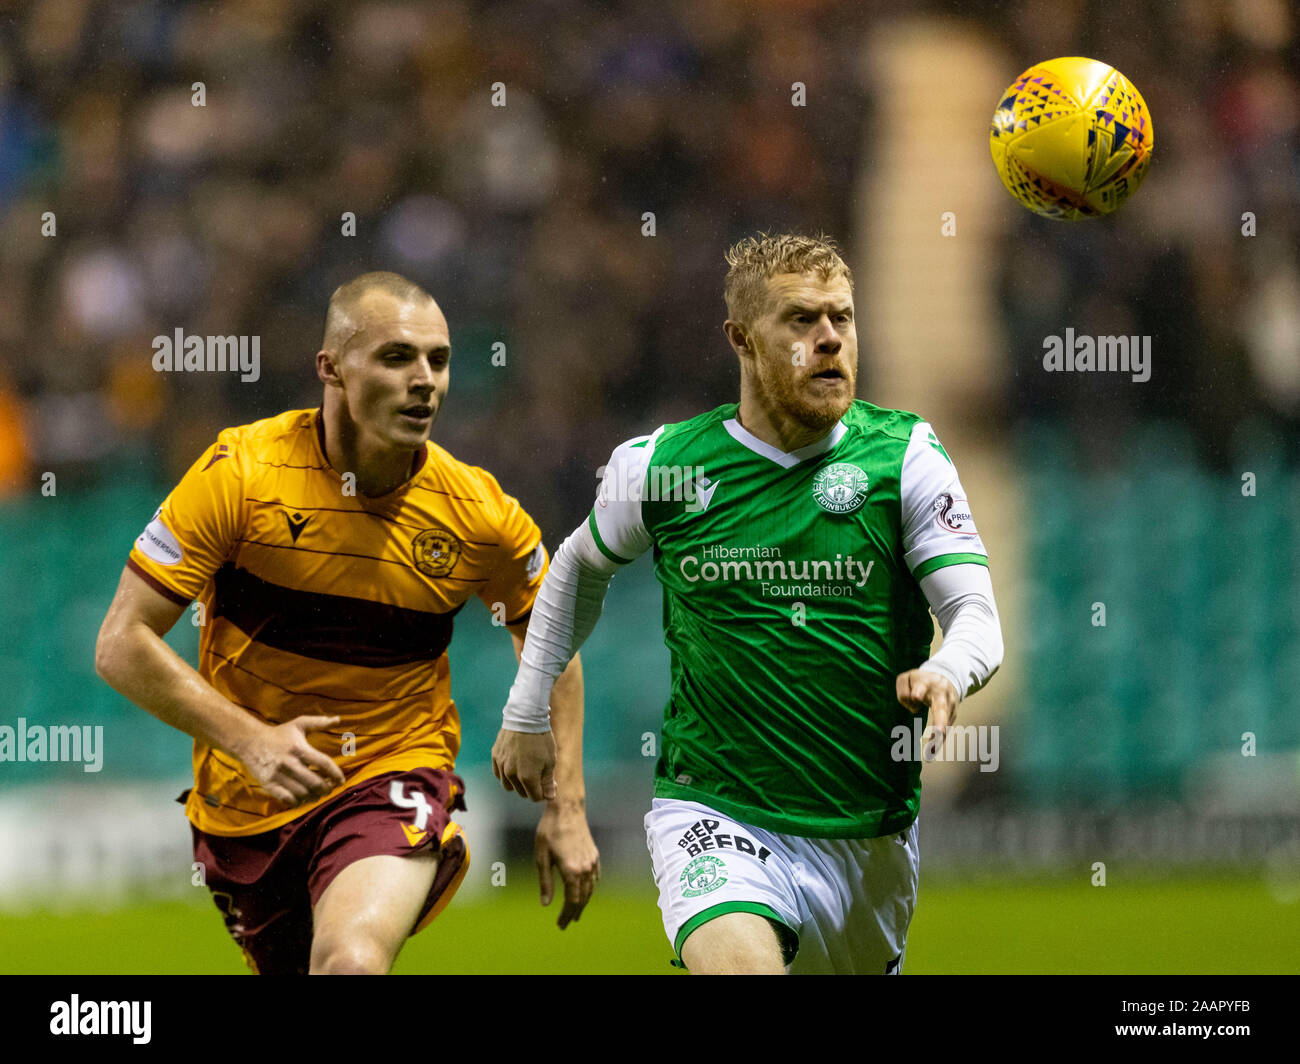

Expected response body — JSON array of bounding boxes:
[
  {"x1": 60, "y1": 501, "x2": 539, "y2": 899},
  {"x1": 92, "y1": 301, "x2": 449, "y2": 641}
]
[
  {"x1": 316, "y1": 349, "x2": 343, "y2": 387},
  {"x1": 723, "y1": 320, "x2": 754, "y2": 361}
]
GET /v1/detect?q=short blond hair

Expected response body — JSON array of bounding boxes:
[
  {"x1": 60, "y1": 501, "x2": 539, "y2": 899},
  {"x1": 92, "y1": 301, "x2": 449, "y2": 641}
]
[{"x1": 724, "y1": 232, "x2": 853, "y2": 325}]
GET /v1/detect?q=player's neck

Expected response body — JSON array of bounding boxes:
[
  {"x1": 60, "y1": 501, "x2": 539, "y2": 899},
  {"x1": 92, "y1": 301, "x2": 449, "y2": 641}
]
[
  {"x1": 320, "y1": 406, "x2": 420, "y2": 497},
  {"x1": 736, "y1": 395, "x2": 839, "y2": 454}
]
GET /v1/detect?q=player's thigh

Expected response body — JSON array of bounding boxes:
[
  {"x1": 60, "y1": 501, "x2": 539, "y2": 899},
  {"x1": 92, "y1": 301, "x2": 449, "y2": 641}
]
[
  {"x1": 644, "y1": 798, "x2": 802, "y2": 972},
  {"x1": 679, "y1": 911, "x2": 786, "y2": 975},
  {"x1": 309, "y1": 851, "x2": 439, "y2": 975},
  {"x1": 790, "y1": 822, "x2": 919, "y2": 975}
]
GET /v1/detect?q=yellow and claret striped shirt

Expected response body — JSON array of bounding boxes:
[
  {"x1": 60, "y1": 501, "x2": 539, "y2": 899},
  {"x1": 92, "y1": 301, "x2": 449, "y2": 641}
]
[{"x1": 127, "y1": 408, "x2": 548, "y2": 835}]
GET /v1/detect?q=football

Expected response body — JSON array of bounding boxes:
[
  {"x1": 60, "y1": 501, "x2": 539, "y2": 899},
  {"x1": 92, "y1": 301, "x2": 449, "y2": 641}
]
[{"x1": 989, "y1": 56, "x2": 1153, "y2": 220}]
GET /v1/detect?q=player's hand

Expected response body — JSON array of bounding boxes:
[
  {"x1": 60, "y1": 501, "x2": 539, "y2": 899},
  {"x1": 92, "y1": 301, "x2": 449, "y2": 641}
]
[
  {"x1": 535, "y1": 802, "x2": 601, "y2": 929},
  {"x1": 491, "y1": 727, "x2": 558, "y2": 801},
  {"x1": 896, "y1": 670, "x2": 959, "y2": 759},
  {"x1": 237, "y1": 715, "x2": 346, "y2": 808}
]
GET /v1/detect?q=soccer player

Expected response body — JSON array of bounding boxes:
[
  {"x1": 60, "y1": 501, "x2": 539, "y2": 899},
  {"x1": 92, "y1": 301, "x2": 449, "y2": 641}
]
[
  {"x1": 492, "y1": 234, "x2": 1003, "y2": 974},
  {"x1": 95, "y1": 272, "x2": 599, "y2": 975}
]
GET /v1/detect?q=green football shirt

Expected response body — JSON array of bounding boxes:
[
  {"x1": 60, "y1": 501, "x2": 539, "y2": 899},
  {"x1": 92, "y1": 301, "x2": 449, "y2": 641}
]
[{"x1": 588, "y1": 400, "x2": 988, "y2": 838}]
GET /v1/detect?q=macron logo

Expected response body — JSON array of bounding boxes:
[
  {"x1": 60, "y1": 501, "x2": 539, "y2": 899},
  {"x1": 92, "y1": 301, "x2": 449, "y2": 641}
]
[
  {"x1": 689, "y1": 476, "x2": 720, "y2": 514},
  {"x1": 50, "y1": 996, "x2": 151, "y2": 1045}
]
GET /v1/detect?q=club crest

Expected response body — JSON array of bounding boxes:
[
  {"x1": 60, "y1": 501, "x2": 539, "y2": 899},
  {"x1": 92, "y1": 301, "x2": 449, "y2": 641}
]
[{"x1": 812, "y1": 462, "x2": 868, "y2": 514}]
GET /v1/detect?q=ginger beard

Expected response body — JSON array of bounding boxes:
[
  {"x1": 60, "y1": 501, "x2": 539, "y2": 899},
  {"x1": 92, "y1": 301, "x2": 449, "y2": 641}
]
[{"x1": 748, "y1": 319, "x2": 857, "y2": 434}]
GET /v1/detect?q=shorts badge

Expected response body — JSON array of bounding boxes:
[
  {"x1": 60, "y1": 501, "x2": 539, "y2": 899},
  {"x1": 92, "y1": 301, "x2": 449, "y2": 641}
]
[{"x1": 680, "y1": 855, "x2": 728, "y2": 898}]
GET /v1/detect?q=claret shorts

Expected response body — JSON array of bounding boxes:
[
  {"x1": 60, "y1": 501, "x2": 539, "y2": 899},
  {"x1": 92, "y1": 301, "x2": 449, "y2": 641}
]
[{"x1": 191, "y1": 766, "x2": 469, "y2": 975}]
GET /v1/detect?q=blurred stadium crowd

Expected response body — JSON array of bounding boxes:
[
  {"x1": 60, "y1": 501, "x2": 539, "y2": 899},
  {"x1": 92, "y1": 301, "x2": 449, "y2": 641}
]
[
  {"x1": 0, "y1": 0, "x2": 870, "y2": 533},
  {"x1": 0, "y1": 0, "x2": 1295, "y2": 533}
]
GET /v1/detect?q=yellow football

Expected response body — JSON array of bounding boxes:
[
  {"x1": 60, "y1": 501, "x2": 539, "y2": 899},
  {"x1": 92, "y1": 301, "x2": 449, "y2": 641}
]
[{"x1": 989, "y1": 56, "x2": 1154, "y2": 220}]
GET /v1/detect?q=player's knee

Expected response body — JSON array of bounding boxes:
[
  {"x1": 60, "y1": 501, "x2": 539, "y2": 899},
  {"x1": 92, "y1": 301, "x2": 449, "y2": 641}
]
[
  {"x1": 309, "y1": 934, "x2": 392, "y2": 975},
  {"x1": 680, "y1": 913, "x2": 786, "y2": 975}
]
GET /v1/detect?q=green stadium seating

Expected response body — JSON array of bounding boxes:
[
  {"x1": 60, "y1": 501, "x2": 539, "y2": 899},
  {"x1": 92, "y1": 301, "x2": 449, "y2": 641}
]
[{"x1": 1014, "y1": 419, "x2": 1300, "y2": 803}]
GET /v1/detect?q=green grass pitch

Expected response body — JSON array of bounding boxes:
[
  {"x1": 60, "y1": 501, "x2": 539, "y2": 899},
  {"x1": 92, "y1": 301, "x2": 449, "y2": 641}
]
[{"x1": 1, "y1": 873, "x2": 1295, "y2": 974}]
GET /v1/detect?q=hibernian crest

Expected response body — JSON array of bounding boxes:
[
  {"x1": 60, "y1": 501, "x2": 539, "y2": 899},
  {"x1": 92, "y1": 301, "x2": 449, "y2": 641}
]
[
  {"x1": 680, "y1": 855, "x2": 728, "y2": 898},
  {"x1": 812, "y1": 462, "x2": 869, "y2": 514}
]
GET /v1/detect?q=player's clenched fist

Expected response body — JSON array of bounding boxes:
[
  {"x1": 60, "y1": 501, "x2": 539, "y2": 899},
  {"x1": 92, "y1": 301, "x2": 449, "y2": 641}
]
[
  {"x1": 896, "y1": 670, "x2": 960, "y2": 759},
  {"x1": 236, "y1": 715, "x2": 346, "y2": 808},
  {"x1": 492, "y1": 727, "x2": 558, "y2": 802}
]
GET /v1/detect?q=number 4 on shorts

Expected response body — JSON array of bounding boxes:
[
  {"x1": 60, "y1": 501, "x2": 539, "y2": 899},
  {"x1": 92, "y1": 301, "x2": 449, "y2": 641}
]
[{"x1": 390, "y1": 780, "x2": 432, "y2": 831}]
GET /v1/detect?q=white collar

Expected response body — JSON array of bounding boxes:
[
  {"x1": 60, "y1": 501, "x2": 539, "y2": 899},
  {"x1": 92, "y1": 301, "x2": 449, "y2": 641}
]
[{"x1": 722, "y1": 416, "x2": 847, "y2": 469}]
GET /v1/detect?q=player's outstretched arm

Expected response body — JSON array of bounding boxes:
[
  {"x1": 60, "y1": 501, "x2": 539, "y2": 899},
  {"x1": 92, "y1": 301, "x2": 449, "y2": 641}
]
[
  {"x1": 95, "y1": 565, "x2": 346, "y2": 807},
  {"x1": 492, "y1": 519, "x2": 621, "y2": 800},
  {"x1": 495, "y1": 432, "x2": 653, "y2": 803}
]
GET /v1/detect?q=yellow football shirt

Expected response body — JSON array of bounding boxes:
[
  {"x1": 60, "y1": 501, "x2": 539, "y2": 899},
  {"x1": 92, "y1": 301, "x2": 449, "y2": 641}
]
[{"x1": 127, "y1": 408, "x2": 548, "y2": 835}]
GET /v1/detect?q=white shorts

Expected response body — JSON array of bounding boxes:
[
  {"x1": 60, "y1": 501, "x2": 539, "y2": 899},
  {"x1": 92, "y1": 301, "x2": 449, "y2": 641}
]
[{"x1": 644, "y1": 797, "x2": 920, "y2": 974}]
